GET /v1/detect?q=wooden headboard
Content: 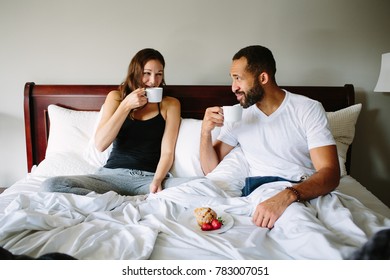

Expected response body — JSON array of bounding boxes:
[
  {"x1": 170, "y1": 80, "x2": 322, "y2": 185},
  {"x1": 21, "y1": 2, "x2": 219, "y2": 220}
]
[{"x1": 24, "y1": 82, "x2": 355, "y2": 173}]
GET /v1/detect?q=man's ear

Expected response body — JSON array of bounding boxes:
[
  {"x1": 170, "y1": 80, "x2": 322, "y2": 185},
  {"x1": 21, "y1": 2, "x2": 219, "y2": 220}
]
[{"x1": 258, "y1": 72, "x2": 269, "y2": 85}]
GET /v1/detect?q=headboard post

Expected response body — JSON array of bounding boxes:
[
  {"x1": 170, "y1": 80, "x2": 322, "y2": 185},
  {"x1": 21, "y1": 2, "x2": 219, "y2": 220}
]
[{"x1": 24, "y1": 82, "x2": 35, "y2": 171}]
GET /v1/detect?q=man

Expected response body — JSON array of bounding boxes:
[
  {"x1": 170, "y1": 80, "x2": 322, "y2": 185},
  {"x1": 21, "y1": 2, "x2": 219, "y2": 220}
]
[{"x1": 200, "y1": 45, "x2": 340, "y2": 229}]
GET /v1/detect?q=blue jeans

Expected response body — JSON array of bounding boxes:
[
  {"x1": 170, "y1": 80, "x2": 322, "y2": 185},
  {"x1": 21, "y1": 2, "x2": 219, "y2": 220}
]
[
  {"x1": 241, "y1": 176, "x2": 300, "y2": 197},
  {"x1": 41, "y1": 167, "x2": 200, "y2": 196}
]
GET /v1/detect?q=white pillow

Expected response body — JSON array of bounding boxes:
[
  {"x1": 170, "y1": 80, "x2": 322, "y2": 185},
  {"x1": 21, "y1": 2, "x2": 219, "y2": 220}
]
[
  {"x1": 32, "y1": 152, "x2": 98, "y2": 178},
  {"x1": 46, "y1": 105, "x2": 99, "y2": 158},
  {"x1": 169, "y1": 118, "x2": 220, "y2": 177},
  {"x1": 83, "y1": 106, "x2": 113, "y2": 168},
  {"x1": 326, "y1": 103, "x2": 362, "y2": 177}
]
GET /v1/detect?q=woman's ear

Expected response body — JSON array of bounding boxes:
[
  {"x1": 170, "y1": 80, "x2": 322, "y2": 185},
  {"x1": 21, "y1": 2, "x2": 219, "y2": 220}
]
[{"x1": 259, "y1": 72, "x2": 269, "y2": 85}]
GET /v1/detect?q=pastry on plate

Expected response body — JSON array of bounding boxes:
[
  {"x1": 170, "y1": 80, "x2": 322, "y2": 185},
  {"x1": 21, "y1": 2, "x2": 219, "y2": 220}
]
[{"x1": 193, "y1": 207, "x2": 217, "y2": 226}]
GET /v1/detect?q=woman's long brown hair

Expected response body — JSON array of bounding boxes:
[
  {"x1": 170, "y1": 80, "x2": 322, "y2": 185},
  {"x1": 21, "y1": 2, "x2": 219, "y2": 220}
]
[{"x1": 119, "y1": 48, "x2": 166, "y2": 99}]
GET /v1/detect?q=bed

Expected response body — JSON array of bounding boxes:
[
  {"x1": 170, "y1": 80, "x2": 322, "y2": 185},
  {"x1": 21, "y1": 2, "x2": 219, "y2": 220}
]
[{"x1": 0, "y1": 82, "x2": 389, "y2": 260}]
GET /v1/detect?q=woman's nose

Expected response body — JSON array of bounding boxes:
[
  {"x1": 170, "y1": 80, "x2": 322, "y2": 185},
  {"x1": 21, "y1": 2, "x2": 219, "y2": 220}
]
[{"x1": 148, "y1": 75, "x2": 157, "y2": 87}]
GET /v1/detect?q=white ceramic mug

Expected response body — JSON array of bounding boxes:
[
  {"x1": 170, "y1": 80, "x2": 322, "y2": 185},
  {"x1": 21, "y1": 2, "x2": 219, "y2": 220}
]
[
  {"x1": 222, "y1": 104, "x2": 243, "y2": 122},
  {"x1": 145, "y1": 87, "x2": 163, "y2": 103}
]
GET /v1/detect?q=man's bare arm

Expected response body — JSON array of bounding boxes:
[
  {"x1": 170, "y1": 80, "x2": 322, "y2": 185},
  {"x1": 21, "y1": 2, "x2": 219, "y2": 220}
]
[{"x1": 200, "y1": 106, "x2": 234, "y2": 175}]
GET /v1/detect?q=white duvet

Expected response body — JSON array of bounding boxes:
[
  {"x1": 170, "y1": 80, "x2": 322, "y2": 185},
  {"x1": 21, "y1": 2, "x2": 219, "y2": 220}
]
[{"x1": 1, "y1": 173, "x2": 389, "y2": 260}]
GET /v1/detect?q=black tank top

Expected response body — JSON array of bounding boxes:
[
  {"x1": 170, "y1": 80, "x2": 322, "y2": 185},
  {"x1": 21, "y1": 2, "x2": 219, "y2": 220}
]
[{"x1": 104, "y1": 105, "x2": 166, "y2": 172}]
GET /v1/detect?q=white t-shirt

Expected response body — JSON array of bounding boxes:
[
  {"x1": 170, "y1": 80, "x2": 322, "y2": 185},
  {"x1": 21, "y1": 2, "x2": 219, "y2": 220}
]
[{"x1": 218, "y1": 90, "x2": 335, "y2": 181}]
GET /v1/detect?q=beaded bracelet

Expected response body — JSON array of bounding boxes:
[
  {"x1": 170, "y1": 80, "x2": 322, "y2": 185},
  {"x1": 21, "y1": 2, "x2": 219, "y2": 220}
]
[{"x1": 285, "y1": 187, "x2": 301, "y2": 202}]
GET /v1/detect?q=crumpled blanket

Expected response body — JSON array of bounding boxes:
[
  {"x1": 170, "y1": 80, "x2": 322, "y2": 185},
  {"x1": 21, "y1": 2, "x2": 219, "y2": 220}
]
[{"x1": 0, "y1": 178, "x2": 389, "y2": 260}]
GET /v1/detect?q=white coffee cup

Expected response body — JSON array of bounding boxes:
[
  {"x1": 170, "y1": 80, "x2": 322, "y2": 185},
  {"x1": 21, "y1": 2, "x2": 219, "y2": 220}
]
[
  {"x1": 145, "y1": 87, "x2": 163, "y2": 103},
  {"x1": 222, "y1": 104, "x2": 243, "y2": 122}
]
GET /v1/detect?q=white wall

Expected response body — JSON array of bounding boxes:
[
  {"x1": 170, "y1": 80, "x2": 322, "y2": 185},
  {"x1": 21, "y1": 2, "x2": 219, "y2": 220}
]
[{"x1": 1, "y1": 0, "x2": 389, "y2": 205}]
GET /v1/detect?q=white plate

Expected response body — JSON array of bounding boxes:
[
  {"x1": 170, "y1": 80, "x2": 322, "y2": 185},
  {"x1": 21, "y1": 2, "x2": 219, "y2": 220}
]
[{"x1": 178, "y1": 209, "x2": 234, "y2": 235}]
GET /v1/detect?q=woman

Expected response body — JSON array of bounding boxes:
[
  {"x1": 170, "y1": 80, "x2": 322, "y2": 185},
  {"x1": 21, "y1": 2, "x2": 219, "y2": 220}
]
[{"x1": 42, "y1": 48, "x2": 189, "y2": 196}]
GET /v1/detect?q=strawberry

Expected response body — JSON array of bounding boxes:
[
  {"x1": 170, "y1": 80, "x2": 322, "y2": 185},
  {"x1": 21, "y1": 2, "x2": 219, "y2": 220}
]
[
  {"x1": 211, "y1": 217, "x2": 223, "y2": 230},
  {"x1": 201, "y1": 223, "x2": 213, "y2": 231}
]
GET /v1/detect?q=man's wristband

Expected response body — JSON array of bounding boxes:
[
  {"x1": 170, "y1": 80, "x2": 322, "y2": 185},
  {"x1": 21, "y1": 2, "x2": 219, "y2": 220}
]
[{"x1": 285, "y1": 187, "x2": 301, "y2": 202}]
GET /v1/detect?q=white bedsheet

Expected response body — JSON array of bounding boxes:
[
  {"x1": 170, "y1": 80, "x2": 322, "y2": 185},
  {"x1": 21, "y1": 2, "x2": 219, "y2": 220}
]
[{"x1": 1, "y1": 175, "x2": 389, "y2": 260}]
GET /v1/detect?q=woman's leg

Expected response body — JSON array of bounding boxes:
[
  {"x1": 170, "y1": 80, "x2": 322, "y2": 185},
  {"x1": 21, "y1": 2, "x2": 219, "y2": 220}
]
[{"x1": 41, "y1": 168, "x2": 154, "y2": 196}]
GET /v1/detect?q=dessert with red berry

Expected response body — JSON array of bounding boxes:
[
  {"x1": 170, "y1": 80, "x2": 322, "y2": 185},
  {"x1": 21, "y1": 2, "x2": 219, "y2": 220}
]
[{"x1": 194, "y1": 207, "x2": 224, "y2": 231}]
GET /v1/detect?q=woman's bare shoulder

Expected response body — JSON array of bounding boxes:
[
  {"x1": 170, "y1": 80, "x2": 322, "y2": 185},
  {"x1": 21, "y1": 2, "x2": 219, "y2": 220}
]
[
  {"x1": 107, "y1": 90, "x2": 121, "y2": 98},
  {"x1": 105, "y1": 90, "x2": 122, "y2": 103},
  {"x1": 162, "y1": 95, "x2": 180, "y2": 106}
]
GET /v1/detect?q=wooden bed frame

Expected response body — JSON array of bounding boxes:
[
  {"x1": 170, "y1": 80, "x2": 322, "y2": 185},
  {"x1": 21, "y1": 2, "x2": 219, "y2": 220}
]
[{"x1": 23, "y1": 82, "x2": 355, "y2": 173}]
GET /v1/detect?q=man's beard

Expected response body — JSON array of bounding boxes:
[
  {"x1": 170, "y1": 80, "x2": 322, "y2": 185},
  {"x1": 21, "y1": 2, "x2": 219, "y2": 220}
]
[{"x1": 238, "y1": 79, "x2": 264, "y2": 108}]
